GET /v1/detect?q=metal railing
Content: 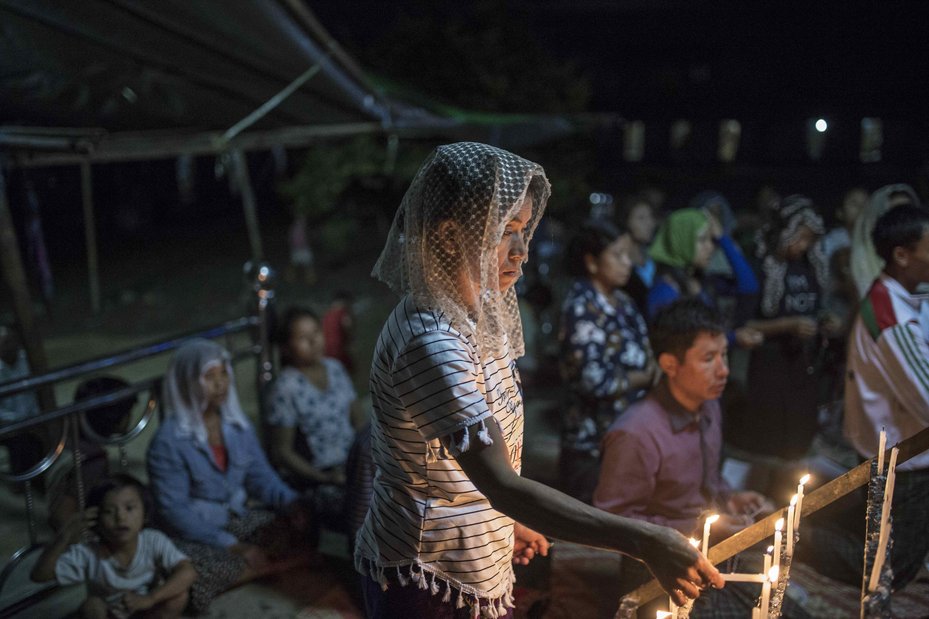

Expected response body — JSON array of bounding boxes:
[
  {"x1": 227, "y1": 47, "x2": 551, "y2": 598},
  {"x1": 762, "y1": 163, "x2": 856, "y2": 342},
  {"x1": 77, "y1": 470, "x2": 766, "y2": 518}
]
[{"x1": 0, "y1": 262, "x2": 276, "y2": 615}]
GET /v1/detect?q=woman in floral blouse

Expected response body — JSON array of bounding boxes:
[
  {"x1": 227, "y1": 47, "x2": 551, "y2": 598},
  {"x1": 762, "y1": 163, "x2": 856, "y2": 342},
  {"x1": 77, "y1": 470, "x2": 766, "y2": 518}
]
[
  {"x1": 265, "y1": 306, "x2": 363, "y2": 521},
  {"x1": 558, "y1": 219, "x2": 656, "y2": 504}
]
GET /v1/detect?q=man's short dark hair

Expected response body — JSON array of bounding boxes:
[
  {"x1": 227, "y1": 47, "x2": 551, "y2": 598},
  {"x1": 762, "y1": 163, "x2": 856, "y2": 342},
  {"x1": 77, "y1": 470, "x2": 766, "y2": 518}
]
[
  {"x1": 564, "y1": 219, "x2": 624, "y2": 278},
  {"x1": 650, "y1": 299, "x2": 726, "y2": 361},
  {"x1": 873, "y1": 205, "x2": 929, "y2": 264}
]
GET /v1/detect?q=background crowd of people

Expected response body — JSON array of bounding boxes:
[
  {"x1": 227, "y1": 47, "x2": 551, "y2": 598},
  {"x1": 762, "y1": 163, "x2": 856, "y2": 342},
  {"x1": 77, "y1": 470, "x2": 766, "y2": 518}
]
[{"x1": 3, "y1": 150, "x2": 928, "y2": 617}]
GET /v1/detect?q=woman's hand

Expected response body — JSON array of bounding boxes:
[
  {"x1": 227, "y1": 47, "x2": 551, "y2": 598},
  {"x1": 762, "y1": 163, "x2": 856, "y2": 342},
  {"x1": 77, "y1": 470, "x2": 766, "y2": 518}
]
[
  {"x1": 734, "y1": 327, "x2": 764, "y2": 349},
  {"x1": 640, "y1": 525, "x2": 724, "y2": 607},
  {"x1": 512, "y1": 523, "x2": 550, "y2": 566},
  {"x1": 789, "y1": 316, "x2": 818, "y2": 339}
]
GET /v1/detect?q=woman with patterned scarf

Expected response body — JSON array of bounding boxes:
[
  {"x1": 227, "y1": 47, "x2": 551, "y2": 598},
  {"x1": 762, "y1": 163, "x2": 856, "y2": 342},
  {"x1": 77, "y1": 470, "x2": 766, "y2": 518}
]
[
  {"x1": 355, "y1": 142, "x2": 722, "y2": 618},
  {"x1": 726, "y1": 196, "x2": 842, "y2": 466}
]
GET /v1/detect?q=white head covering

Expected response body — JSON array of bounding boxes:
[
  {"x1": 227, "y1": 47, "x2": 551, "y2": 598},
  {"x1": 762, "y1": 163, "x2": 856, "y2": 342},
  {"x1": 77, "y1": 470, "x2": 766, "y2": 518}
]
[
  {"x1": 850, "y1": 184, "x2": 921, "y2": 298},
  {"x1": 372, "y1": 142, "x2": 551, "y2": 359},
  {"x1": 162, "y1": 339, "x2": 249, "y2": 443}
]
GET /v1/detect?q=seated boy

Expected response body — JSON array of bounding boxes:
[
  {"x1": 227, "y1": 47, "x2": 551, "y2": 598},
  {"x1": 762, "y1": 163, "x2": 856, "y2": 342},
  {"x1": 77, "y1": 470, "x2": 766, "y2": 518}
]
[{"x1": 32, "y1": 474, "x2": 196, "y2": 618}]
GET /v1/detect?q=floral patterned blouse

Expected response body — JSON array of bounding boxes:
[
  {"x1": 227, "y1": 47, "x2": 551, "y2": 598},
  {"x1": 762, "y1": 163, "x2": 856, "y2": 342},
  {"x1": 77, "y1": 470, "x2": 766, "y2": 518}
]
[
  {"x1": 558, "y1": 278, "x2": 651, "y2": 453},
  {"x1": 265, "y1": 359, "x2": 356, "y2": 470}
]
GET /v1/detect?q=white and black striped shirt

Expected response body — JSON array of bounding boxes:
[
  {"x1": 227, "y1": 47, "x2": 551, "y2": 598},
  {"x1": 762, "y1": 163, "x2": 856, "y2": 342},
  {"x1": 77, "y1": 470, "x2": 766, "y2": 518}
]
[{"x1": 355, "y1": 296, "x2": 524, "y2": 606}]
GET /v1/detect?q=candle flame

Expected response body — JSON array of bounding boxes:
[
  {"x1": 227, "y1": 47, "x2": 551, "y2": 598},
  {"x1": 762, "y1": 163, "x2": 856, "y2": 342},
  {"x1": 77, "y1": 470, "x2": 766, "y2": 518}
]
[
  {"x1": 790, "y1": 494, "x2": 798, "y2": 506},
  {"x1": 689, "y1": 538, "x2": 700, "y2": 547},
  {"x1": 656, "y1": 612, "x2": 673, "y2": 619},
  {"x1": 766, "y1": 545, "x2": 774, "y2": 554},
  {"x1": 798, "y1": 474, "x2": 810, "y2": 485},
  {"x1": 768, "y1": 565, "x2": 780, "y2": 582},
  {"x1": 706, "y1": 514, "x2": 720, "y2": 525},
  {"x1": 775, "y1": 518, "x2": 784, "y2": 531}
]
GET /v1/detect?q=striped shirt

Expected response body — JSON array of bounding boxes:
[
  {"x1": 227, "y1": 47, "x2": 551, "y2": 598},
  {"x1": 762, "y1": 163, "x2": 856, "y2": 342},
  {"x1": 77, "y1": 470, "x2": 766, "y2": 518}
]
[
  {"x1": 354, "y1": 295, "x2": 524, "y2": 608},
  {"x1": 844, "y1": 274, "x2": 929, "y2": 471}
]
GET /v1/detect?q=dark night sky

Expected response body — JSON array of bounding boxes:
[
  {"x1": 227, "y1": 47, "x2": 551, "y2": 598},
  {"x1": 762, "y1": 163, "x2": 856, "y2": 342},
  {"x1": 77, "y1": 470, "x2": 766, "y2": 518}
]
[{"x1": 312, "y1": 0, "x2": 929, "y2": 121}]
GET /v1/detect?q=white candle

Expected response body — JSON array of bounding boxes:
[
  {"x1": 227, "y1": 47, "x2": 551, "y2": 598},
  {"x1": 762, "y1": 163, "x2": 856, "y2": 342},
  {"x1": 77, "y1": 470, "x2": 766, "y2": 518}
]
[
  {"x1": 868, "y1": 447, "x2": 899, "y2": 591},
  {"x1": 764, "y1": 546, "x2": 773, "y2": 575},
  {"x1": 795, "y1": 474, "x2": 810, "y2": 531},
  {"x1": 877, "y1": 428, "x2": 886, "y2": 474},
  {"x1": 762, "y1": 565, "x2": 778, "y2": 618},
  {"x1": 772, "y1": 518, "x2": 783, "y2": 569},
  {"x1": 702, "y1": 514, "x2": 719, "y2": 556},
  {"x1": 721, "y1": 573, "x2": 766, "y2": 583},
  {"x1": 657, "y1": 612, "x2": 673, "y2": 619},
  {"x1": 786, "y1": 495, "x2": 797, "y2": 556}
]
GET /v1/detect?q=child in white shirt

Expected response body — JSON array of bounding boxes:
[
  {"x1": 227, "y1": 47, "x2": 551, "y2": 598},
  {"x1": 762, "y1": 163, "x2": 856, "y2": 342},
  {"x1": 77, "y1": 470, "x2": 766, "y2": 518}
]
[{"x1": 32, "y1": 474, "x2": 196, "y2": 618}]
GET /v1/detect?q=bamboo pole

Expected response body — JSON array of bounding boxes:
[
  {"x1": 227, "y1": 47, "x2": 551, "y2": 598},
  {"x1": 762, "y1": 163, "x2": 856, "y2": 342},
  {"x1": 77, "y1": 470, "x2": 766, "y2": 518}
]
[
  {"x1": 0, "y1": 170, "x2": 55, "y2": 411},
  {"x1": 80, "y1": 160, "x2": 100, "y2": 314},
  {"x1": 230, "y1": 150, "x2": 263, "y2": 264},
  {"x1": 623, "y1": 425, "x2": 929, "y2": 609}
]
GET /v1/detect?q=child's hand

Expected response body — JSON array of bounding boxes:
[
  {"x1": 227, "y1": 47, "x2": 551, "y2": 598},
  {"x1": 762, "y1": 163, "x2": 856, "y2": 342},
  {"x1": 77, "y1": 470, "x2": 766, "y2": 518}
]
[
  {"x1": 120, "y1": 592, "x2": 155, "y2": 614},
  {"x1": 61, "y1": 507, "x2": 98, "y2": 544}
]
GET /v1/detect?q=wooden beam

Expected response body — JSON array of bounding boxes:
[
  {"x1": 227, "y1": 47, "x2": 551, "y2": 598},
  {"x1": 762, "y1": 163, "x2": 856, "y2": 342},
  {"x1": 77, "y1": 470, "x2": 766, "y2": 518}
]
[
  {"x1": 6, "y1": 122, "x2": 388, "y2": 167},
  {"x1": 624, "y1": 425, "x2": 929, "y2": 608},
  {"x1": 0, "y1": 171, "x2": 55, "y2": 411}
]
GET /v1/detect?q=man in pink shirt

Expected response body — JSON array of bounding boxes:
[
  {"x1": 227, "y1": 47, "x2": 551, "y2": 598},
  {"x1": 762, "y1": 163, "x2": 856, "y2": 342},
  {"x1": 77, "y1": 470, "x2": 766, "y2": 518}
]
[{"x1": 594, "y1": 299, "x2": 792, "y2": 617}]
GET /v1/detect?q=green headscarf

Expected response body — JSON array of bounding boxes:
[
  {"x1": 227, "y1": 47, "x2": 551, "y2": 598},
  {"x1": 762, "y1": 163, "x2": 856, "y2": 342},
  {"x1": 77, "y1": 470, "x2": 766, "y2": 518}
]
[{"x1": 648, "y1": 208, "x2": 709, "y2": 269}]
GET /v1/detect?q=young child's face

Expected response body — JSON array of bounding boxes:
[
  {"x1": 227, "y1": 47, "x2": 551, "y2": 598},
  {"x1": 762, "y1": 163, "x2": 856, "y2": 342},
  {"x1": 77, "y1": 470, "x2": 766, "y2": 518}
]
[{"x1": 98, "y1": 486, "x2": 144, "y2": 544}]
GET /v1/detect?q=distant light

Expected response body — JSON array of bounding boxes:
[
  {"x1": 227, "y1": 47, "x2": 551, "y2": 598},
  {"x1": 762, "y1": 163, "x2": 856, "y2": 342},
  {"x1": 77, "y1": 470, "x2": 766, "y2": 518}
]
[
  {"x1": 815, "y1": 118, "x2": 828, "y2": 133},
  {"x1": 589, "y1": 193, "x2": 602, "y2": 205},
  {"x1": 121, "y1": 87, "x2": 138, "y2": 103}
]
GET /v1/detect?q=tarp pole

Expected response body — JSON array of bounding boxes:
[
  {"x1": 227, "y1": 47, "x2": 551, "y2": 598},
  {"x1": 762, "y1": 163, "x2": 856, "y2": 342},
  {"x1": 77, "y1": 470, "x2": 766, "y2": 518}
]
[
  {"x1": 80, "y1": 160, "x2": 100, "y2": 315},
  {"x1": 0, "y1": 169, "x2": 55, "y2": 410},
  {"x1": 230, "y1": 150, "x2": 263, "y2": 263}
]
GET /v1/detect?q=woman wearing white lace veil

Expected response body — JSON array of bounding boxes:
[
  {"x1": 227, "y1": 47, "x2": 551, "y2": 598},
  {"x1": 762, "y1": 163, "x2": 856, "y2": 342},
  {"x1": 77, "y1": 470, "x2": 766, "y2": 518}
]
[
  {"x1": 147, "y1": 339, "x2": 312, "y2": 613},
  {"x1": 850, "y1": 184, "x2": 921, "y2": 298},
  {"x1": 355, "y1": 142, "x2": 721, "y2": 618}
]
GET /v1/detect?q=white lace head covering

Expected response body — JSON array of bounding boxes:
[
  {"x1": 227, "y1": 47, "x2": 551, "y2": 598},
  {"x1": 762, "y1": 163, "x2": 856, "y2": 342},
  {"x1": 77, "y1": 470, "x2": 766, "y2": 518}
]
[
  {"x1": 372, "y1": 142, "x2": 551, "y2": 358},
  {"x1": 162, "y1": 339, "x2": 249, "y2": 443},
  {"x1": 850, "y1": 183, "x2": 921, "y2": 298}
]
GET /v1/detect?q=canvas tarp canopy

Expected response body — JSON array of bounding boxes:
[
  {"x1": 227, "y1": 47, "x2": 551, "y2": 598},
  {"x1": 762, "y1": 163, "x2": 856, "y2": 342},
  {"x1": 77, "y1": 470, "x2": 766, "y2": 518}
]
[{"x1": 0, "y1": 0, "x2": 574, "y2": 163}]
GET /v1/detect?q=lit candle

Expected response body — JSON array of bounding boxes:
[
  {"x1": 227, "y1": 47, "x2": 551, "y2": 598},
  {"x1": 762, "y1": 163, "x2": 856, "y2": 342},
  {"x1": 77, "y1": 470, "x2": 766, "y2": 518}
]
[
  {"x1": 764, "y1": 546, "x2": 773, "y2": 575},
  {"x1": 762, "y1": 565, "x2": 778, "y2": 618},
  {"x1": 657, "y1": 612, "x2": 673, "y2": 619},
  {"x1": 868, "y1": 447, "x2": 899, "y2": 591},
  {"x1": 786, "y1": 495, "x2": 797, "y2": 556},
  {"x1": 877, "y1": 428, "x2": 886, "y2": 474},
  {"x1": 702, "y1": 514, "x2": 719, "y2": 556},
  {"x1": 772, "y1": 518, "x2": 783, "y2": 569},
  {"x1": 794, "y1": 474, "x2": 810, "y2": 531}
]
